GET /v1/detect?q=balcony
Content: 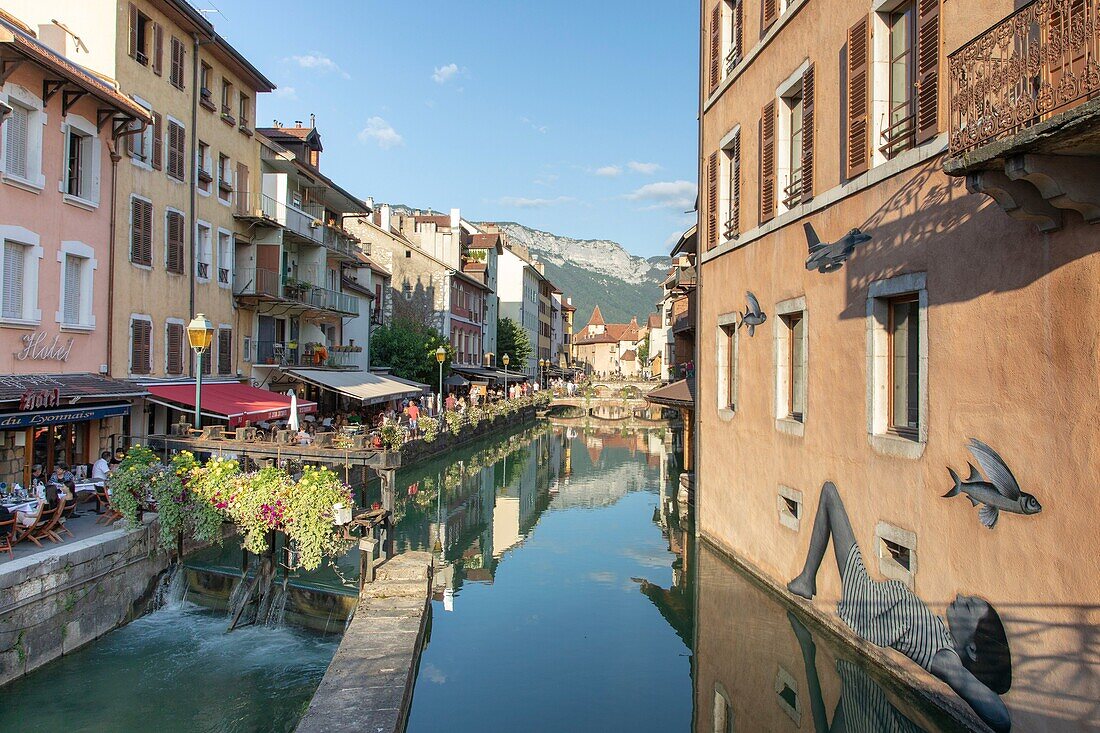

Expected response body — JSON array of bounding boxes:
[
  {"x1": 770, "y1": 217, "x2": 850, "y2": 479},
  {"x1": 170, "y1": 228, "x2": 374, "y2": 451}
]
[
  {"x1": 233, "y1": 191, "x2": 280, "y2": 225},
  {"x1": 252, "y1": 341, "x2": 361, "y2": 369},
  {"x1": 233, "y1": 267, "x2": 360, "y2": 317},
  {"x1": 946, "y1": 0, "x2": 1100, "y2": 231},
  {"x1": 282, "y1": 202, "x2": 326, "y2": 246}
]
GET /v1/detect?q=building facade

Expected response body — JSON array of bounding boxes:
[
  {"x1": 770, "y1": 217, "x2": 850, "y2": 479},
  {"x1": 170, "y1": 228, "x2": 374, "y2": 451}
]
[
  {"x1": 697, "y1": 0, "x2": 1100, "y2": 729},
  {"x1": 497, "y1": 239, "x2": 541, "y2": 375},
  {"x1": 573, "y1": 307, "x2": 647, "y2": 377}
]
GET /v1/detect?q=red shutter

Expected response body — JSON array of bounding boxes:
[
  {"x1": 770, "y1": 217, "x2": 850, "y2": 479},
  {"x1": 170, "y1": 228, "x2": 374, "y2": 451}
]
[
  {"x1": 763, "y1": 0, "x2": 778, "y2": 28},
  {"x1": 733, "y1": 0, "x2": 743, "y2": 64},
  {"x1": 170, "y1": 38, "x2": 185, "y2": 88},
  {"x1": 760, "y1": 101, "x2": 776, "y2": 224},
  {"x1": 236, "y1": 161, "x2": 250, "y2": 214},
  {"x1": 915, "y1": 0, "x2": 941, "y2": 143},
  {"x1": 801, "y1": 62, "x2": 815, "y2": 201},
  {"x1": 707, "y1": 151, "x2": 719, "y2": 250},
  {"x1": 709, "y1": 4, "x2": 722, "y2": 93},
  {"x1": 132, "y1": 320, "x2": 150, "y2": 375},
  {"x1": 152, "y1": 23, "x2": 163, "y2": 75},
  {"x1": 846, "y1": 15, "x2": 871, "y2": 178},
  {"x1": 128, "y1": 3, "x2": 138, "y2": 59},
  {"x1": 151, "y1": 112, "x2": 162, "y2": 171}
]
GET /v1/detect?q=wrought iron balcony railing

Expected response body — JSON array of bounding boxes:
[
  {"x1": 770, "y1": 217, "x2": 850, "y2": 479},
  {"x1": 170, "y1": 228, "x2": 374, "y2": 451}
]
[{"x1": 948, "y1": 0, "x2": 1100, "y2": 155}]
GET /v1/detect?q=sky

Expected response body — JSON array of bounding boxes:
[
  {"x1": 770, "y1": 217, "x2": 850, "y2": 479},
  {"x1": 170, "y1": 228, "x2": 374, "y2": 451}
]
[{"x1": 203, "y1": 0, "x2": 699, "y2": 258}]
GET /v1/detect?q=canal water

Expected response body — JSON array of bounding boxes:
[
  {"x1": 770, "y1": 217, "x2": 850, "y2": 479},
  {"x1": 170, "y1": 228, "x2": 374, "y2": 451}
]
[{"x1": 0, "y1": 422, "x2": 976, "y2": 732}]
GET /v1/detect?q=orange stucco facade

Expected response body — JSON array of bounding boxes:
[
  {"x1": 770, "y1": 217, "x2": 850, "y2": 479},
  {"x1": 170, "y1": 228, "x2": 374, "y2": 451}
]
[{"x1": 697, "y1": 1, "x2": 1100, "y2": 730}]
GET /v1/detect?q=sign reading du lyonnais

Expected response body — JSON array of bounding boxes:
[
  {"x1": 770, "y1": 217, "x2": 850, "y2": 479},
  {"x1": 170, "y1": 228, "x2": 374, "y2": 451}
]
[
  {"x1": 16, "y1": 331, "x2": 75, "y2": 363},
  {"x1": 0, "y1": 404, "x2": 130, "y2": 430}
]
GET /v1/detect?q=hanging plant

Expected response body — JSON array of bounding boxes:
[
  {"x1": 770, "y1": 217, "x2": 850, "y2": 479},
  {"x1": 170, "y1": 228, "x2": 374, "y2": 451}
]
[{"x1": 420, "y1": 416, "x2": 440, "y2": 443}]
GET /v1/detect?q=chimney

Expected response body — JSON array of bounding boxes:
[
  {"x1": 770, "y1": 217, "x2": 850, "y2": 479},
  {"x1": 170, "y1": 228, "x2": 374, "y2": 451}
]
[
  {"x1": 365, "y1": 196, "x2": 374, "y2": 211},
  {"x1": 380, "y1": 204, "x2": 392, "y2": 233},
  {"x1": 450, "y1": 208, "x2": 460, "y2": 229},
  {"x1": 294, "y1": 120, "x2": 303, "y2": 127},
  {"x1": 309, "y1": 113, "x2": 316, "y2": 128}
]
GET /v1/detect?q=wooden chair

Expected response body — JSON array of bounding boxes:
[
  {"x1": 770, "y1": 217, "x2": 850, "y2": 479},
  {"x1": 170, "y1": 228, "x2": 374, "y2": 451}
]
[
  {"x1": 14, "y1": 502, "x2": 46, "y2": 547},
  {"x1": 32, "y1": 499, "x2": 67, "y2": 544},
  {"x1": 313, "y1": 432, "x2": 335, "y2": 448},
  {"x1": 95, "y1": 484, "x2": 122, "y2": 525},
  {"x1": 0, "y1": 517, "x2": 15, "y2": 559}
]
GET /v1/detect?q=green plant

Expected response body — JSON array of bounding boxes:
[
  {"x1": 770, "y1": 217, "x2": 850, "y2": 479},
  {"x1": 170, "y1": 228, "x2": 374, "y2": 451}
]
[
  {"x1": 444, "y1": 410, "x2": 464, "y2": 436},
  {"x1": 420, "y1": 416, "x2": 440, "y2": 443},
  {"x1": 380, "y1": 422, "x2": 405, "y2": 452}
]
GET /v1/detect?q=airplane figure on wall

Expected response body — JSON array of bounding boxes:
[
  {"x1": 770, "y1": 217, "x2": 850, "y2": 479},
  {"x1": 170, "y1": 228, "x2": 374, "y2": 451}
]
[{"x1": 804, "y1": 223, "x2": 871, "y2": 273}]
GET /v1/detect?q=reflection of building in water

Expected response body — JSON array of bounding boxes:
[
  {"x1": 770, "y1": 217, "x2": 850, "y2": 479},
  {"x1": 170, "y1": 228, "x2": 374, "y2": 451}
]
[{"x1": 694, "y1": 542, "x2": 949, "y2": 733}]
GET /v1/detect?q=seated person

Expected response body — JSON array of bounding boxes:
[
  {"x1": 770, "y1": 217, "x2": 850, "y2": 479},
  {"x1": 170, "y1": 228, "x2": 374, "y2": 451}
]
[
  {"x1": 788, "y1": 482, "x2": 1012, "y2": 733},
  {"x1": 17, "y1": 484, "x2": 60, "y2": 528},
  {"x1": 296, "y1": 429, "x2": 313, "y2": 446},
  {"x1": 91, "y1": 450, "x2": 112, "y2": 484},
  {"x1": 51, "y1": 464, "x2": 74, "y2": 486},
  {"x1": 30, "y1": 464, "x2": 44, "y2": 484}
]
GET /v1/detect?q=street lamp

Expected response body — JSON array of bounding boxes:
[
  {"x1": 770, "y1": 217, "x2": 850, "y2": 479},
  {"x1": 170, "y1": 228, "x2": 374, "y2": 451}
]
[
  {"x1": 187, "y1": 313, "x2": 214, "y2": 429},
  {"x1": 436, "y1": 345, "x2": 447, "y2": 413},
  {"x1": 502, "y1": 353, "x2": 510, "y2": 398}
]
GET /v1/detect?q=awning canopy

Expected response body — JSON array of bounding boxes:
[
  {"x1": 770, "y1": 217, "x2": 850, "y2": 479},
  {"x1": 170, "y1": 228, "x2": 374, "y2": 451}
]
[
  {"x1": 644, "y1": 378, "x2": 695, "y2": 408},
  {"x1": 286, "y1": 369, "x2": 426, "y2": 406},
  {"x1": 0, "y1": 373, "x2": 146, "y2": 406},
  {"x1": 444, "y1": 373, "x2": 470, "y2": 387},
  {"x1": 146, "y1": 383, "x2": 317, "y2": 427}
]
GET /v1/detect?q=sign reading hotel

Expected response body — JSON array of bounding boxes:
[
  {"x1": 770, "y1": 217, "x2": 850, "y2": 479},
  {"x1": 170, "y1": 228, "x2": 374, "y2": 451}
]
[{"x1": 16, "y1": 331, "x2": 75, "y2": 363}]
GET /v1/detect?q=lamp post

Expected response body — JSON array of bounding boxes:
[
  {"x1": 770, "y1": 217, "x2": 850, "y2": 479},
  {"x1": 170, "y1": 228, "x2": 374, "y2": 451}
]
[
  {"x1": 539, "y1": 358, "x2": 548, "y2": 389},
  {"x1": 187, "y1": 313, "x2": 214, "y2": 429},
  {"x1": 436, "y1": 345, "x2": 446, "y2": 414},
  {"x1": 502, "y1": 353, "x2": 510, "y2": 399}
]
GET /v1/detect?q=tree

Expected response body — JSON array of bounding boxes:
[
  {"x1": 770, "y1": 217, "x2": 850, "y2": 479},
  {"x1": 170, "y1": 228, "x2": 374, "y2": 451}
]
[
  {"x1": 636, "y1": 336, "x2": 650, "y2": 365},
  {"x1": 496, "y1": 317, "x2": 532, "y2": 368},
  {"x1": 370, "y1": 319, "x2": 454, "y2": 385}
]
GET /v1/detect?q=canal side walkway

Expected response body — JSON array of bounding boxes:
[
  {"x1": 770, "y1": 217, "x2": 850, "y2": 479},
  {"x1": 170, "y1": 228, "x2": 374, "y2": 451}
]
[{"x1": 296, "y1": 551, "x2": 433, "y2": 733}]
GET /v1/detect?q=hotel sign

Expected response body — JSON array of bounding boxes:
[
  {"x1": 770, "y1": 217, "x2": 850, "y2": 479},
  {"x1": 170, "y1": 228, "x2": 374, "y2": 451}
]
[
  {"x1": 0, "y1": 404, "x2": 130, "y2": 430},
  {"x1": 16, "y1": 331, "x2": 75, "y2": 363}
]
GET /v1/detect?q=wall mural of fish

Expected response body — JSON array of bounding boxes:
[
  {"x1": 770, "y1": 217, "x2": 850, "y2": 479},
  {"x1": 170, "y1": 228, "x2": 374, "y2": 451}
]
[
  {"x1": 944, "y1": 438, "x2": 1043, "y2": 529},
  {"x1": 738, "y1": 291, "x2": 767, "y2": 337}
]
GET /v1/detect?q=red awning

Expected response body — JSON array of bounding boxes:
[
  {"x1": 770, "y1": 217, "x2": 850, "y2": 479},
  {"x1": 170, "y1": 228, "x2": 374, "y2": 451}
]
[{"x1": 145, "y1": 383, "x2": 317, "y2": 428}]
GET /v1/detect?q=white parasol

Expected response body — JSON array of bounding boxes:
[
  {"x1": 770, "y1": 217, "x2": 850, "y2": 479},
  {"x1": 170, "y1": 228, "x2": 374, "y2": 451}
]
[{"x1": 287, "y1": 390, "x2": 300, "y2": 432}]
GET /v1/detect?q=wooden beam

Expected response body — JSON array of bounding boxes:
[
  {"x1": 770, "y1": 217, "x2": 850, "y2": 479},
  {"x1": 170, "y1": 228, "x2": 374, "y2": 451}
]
[
  {"x1": 0, "y1": 57, "x2": 23, "y2": 85},
  {"x1": 97, "y1": 108, "x2": 115, "y2": 131},
  {"x1": 62, "y1": 89, "x2": 87, "y2": 116},
  {"x1": 42, "y1": 78, "x2": 66, "y2": 106}
]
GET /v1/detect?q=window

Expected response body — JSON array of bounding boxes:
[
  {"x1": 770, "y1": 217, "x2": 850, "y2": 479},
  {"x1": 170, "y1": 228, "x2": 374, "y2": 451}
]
[
  {"x1": 716, "y1": 315, "x2": 738, "y2": 415},
  {"x1": 217, "y1": 328, "x2": 232, "y2": 375},
  {"x1": 875, "y1": 521, "x2": 917, "y2": 587},
  {"x1": 199, "y1": 62, "x2": 214, "y2": 109},
  {"x1": 130, "y1": 196, "x2": 153, "y2": 266},
  {"x1": 169, "y1": 37, "x2": 186, "y2": 90},
  {"x1": 721, "y1": 127, "x2": 741, "y2": 241},
  {"x1": 726, "y1": 1, "x2": 743, "y2": 75},
  {"x1": 882, "y1": 2, "x2": 916, "y2": 158},
  {"x1": 196, "y1": 141, "x2": 211, "y2": 194},
  {"x1": 217, "y1": 154, "x2": 232, "y2": 201},
  {"x1": 778, "y1": 485, "x2": 802, "y2": 531},
  {"x1": 166, "y1": 120, "x2": 185, "y2": 181},
  {"x1": 127, "y1": 4, "x2": 153, "y2": 66},
  {"x1": 64, "y1": 126, "x2": 91, "y2": 199},
  {"x1": 403, "y1": 282, "x2": 413, "y2": 300},
  {"x1": 784, "y1": 312, "x2": 805, "y2": 420},
  {"x1": 196, "y1": 222, "x2": 212, "y2": 281},
  {"x1": 4, "y1": 101, "x2": 29, "y2": 180},
  {"x1": 217, "y1": 230, "x2": 233, "y2": 287},
  {"x1": 238, "y1": 93, "x2": 251, "y2": 131},
  {"x1": 888, "y1": 294, "x2": 919, "y2": 435},
  {"x1": 165, "y1": 210, "x2": 185, "y2": 274},
  {"x1": 773, "y1": 63, "x2": 815, "y2": 214},
  {"x1": 783, "y1": 90, "x2": 804, "y2": 209},
  {"x1": 2, "y1": 241, "x2": 27, "y2": 320},
  {"x1": 166, "y1": 321, "x2": 184, "y2": 375},
  {"x1": 220, "y1": 79, "x2": 234, "y2": 121},
  {"x1": 130, "y1": 317, "x2": 152, "y2": 375},
  {"x1": 61, "y1": 255, "x2": 83, "y2": 325},
  {"x1": 126, "y1": 105, "x2": 155, "y2": 166}
]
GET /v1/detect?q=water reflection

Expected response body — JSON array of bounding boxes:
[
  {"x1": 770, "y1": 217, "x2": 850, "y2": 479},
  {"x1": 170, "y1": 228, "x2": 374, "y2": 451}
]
[{"x1": 694, "y1": 541, "x2": 972, "y2": 733}]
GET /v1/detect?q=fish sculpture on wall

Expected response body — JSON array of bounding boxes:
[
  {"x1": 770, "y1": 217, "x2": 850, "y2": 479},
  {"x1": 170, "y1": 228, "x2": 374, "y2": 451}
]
[
  {"x1": 945, "y1": 438, "x2": 1043, "y2": 529},
  {"x1": 804, "y1": 222, "x2": 872, "y2": 273},
  {"x1": 738, "y1": 292, "x2": 767, "y2": 336}
]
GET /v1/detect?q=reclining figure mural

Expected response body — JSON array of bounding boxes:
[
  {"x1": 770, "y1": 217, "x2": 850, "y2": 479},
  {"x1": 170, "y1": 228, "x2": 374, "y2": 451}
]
[{"x1": 787, "y1": 482, "x2": 1013, "y2": 732}]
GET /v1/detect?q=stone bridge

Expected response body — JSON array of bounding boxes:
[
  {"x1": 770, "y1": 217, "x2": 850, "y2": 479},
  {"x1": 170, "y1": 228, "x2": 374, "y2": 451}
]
[{"x1": 547, "y1": 396, "x2": 672, "y2": 423}]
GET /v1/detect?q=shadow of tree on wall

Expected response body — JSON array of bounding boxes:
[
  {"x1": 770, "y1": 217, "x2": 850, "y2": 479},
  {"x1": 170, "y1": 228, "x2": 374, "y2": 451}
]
[{"x1": 835, "y1": 158, "x2": 1099, "y2": 322}]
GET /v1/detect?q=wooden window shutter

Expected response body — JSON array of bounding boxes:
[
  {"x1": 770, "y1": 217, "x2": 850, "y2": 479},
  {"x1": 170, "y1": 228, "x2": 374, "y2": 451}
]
[
  {"x1": 166, "y1": 122, "x2": 184, "y2": 180},
  {"x1": 707, "y1": 151, "x2": 719, "y2": 250},
  {"x1": 167, "y1": 323, "x2": 183, "y2": 374},
  {"x1": 846, "y1": 15, "x2": 871, "y2": 178},
  {"x1": 131, "y1": 198, "x2": 147, "y2": 265},
  {"x1": 915, "y1": 0, "x2": 941, "y2": 144},
  {"x1": 733, "y1": 0, "x2": 744, "y2": 63},
  {"x1": 760, "y1": 100, "x2": 776, "y2": 224},
  {"x1": 763, "y1": 0, "x2": 778, "y2": 28},
  {"x1": 709, "y1": 4, "x2": 722, "y2": 92},
  {"x1": 170, "y1": 38, "x2": 185, "y2": 88},
  {"x1": 801, "y1": 62, "x2": 815, "y2": 201},
  {"x1": 128, "y1": 3, "x2": 138, "y2": 59},
  {"x1": 151, "y1": 112, "x2": 163, "y2": 171},
  {"x1": 132, "y1": 320, "x2": 150, "y2": 375},
  {"x1": 236, "y1": 161, "x2": 250, "y2": 214},
  {"x1": 730, "y1": 130, "x2": 741, "y2": 237},
  {"x1": 152, "y1": 23, "x2": 163, "y2": 75},
  {"x1": 201, "y1": 341, "x2": 212, "y2": 375},
  {"x1": 142, "y1": 200, "x2": 153, "y2": 266},
  {"x1": 218, "y1": 330, "x2": 232, "y2": 375},
  {"x1": 166, "y1": 211, "x2": 184, "y2": 274}
]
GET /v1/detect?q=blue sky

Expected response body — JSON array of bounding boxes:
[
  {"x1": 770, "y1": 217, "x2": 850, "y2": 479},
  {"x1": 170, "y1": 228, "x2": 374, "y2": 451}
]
[{"x1": 206, "y1": 0, "x2": 699, "y2": 258}]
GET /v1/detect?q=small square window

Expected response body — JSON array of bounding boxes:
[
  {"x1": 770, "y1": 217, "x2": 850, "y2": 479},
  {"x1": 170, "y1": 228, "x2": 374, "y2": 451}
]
[
  {"x1": 875, "y1": 521, "x2": 917, "y2": 587},
  {"x1": 777, "y1": 485, "x2": 802, "y2": 531}
]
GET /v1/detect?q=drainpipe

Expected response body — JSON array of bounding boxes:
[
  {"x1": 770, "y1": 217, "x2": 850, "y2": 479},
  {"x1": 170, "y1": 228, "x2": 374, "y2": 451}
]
[
  {"x1": 106, "y1": 119, "x2": 149, "y2": 375},
  {"x1": 189, "y1": 32, "x2": 201, "y2": 375}
]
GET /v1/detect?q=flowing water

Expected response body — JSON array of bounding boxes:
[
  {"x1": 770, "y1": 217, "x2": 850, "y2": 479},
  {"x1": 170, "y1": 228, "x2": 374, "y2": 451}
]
[{"x1": 0, "y1": 422, "x2": 975, "y2": 732}]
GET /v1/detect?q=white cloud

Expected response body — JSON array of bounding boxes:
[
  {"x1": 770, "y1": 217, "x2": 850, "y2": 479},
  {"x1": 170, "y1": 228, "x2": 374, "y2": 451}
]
[
  {"x1": 520, "y1": 116, "x2": 548, "y2": 134},
  {"x1": 288, "y1": 53, "x2": 350, "y2": 79},
  {"x1": 533, "y1": 173, "x2": 559, "y2": 186},
  {"x1": 358, "y1": 117, "x2": 404, "y2": 149},
  {"x1": 497, "y1": 195, "x2": 574, "y2": 208},
  {"x1": 272, "y1": 86, "x2": 298, "y2": 101},
  {"x1": 625, "y1": 180, "x2": 697, "y2": 210},
  {"x1": 432, "y1": 63, "x2": 460, "y2": 84},
  {"x1": 628, "y1": 161, "x2": 662, "y2": 174},
  {"x1": 594, "y1": 165, "x2": 622, "y2": 177}
]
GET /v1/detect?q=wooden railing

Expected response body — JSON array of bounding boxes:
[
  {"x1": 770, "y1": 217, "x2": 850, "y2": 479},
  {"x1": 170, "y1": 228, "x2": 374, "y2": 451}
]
[{"x1": 948, "y1": 0, "x2": 1100, "y2": 155}]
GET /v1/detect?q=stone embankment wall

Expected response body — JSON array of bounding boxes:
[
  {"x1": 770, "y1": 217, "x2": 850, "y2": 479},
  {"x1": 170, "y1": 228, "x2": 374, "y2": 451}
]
[{"x1": 0, "y1": 518, "x2": 217, "y2": 686}]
